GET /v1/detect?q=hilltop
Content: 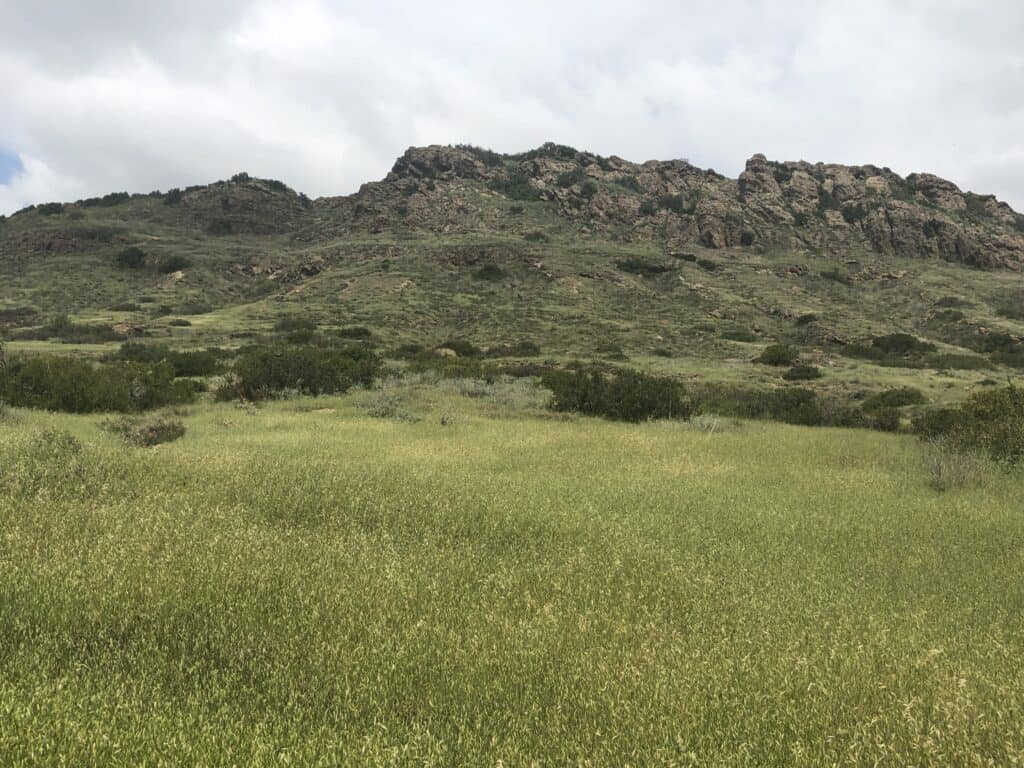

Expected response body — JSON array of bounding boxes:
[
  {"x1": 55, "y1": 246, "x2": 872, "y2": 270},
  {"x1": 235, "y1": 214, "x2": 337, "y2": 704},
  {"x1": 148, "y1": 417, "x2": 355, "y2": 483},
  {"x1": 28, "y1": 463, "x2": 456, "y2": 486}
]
[{"x1": 1, "y1": 143, "x2": 1023, "y2": 404}]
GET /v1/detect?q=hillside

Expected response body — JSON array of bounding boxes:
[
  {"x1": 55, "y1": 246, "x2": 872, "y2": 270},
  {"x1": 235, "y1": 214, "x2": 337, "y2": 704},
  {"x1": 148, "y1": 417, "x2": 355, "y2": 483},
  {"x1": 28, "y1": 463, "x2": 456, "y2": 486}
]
[{"x1": 1, "y1": 143, "x2": 1023, "y2": 403}]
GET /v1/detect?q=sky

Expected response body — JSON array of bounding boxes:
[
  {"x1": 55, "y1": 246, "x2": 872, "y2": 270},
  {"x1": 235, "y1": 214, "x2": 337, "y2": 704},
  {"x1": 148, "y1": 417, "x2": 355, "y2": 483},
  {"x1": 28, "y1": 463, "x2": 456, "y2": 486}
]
[{"x1": 1, "y1": 0, "x2": 1023, "y2": 214}]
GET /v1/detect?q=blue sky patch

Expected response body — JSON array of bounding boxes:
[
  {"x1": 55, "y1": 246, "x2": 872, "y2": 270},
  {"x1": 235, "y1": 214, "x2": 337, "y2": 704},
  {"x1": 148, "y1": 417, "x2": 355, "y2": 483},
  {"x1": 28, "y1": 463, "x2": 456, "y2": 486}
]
[{"x1": 0, "y1": 148, "x2": 24, "y2": 184}]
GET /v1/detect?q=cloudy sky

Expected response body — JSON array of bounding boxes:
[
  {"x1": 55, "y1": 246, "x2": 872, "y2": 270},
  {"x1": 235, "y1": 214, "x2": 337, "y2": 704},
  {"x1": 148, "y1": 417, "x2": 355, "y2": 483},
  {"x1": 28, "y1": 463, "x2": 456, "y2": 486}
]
[{"x1": 1, "y1": 0, "x2": 1022, "y2": 214}]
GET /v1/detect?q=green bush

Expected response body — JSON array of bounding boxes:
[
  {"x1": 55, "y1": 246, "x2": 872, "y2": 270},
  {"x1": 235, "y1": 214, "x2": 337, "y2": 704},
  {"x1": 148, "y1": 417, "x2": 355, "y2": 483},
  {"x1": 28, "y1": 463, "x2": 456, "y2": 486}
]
[
  {"x1": 639, "y1": 199, "x2": 658, "y2": 216},
  {"x1": 862, "y1": 387, "x2": 926, "y2": 411},
  {"x1": 755, "y1": 344, "x2": 800, "y2": 366},
  {"x1": 337, "y1": 326, "x2": 373, "y2": 340},
  {"x1": 783, "y1": 364, "x2": 822, "y2": 381},
  {"x1": 616, "y1": 258, "x2": 672, "y2": 277},
  {"x1": 542, "y1": 368, "x2": 690, "y2": 422},
  {"x1": 226, "y1": 345, "x2": 381, "y2": 400},
  {"x1": 1, "y1": 356, "x2": 193, "y2": 413},
  {"x1": 556, "y1": 168, "x2": 586, "y2": 188},
  {"x1": 914, "y1": 386, "x2": 1024, "y2": 465},
  {"x1": 158, "y1": 255, "x2": 191, "y2": 274},
  {"x1": 102, "y1": 416, "x2": 186, "y2": 447},
  {"x1": 115, "y1": 247, "x2": 147, "y2": 269},
  {"x1": 473, "y1": 264, "x2": 507, "y2": 281}
]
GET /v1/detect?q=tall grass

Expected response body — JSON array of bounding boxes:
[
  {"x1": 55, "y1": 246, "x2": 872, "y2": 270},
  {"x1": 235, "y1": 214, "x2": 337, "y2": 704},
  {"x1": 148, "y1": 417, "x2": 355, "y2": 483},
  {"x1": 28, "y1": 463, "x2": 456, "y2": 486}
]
[{"x1": 1, "y1": 398, "x2": 1023, "y2": 764}]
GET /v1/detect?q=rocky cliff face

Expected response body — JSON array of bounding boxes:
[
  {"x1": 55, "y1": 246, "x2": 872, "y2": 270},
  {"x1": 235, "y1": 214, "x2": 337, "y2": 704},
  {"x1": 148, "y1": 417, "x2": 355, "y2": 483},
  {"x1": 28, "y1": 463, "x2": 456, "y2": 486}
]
[{"x1": 330, "y1": 143, "x2": 1024, "y2": 270}]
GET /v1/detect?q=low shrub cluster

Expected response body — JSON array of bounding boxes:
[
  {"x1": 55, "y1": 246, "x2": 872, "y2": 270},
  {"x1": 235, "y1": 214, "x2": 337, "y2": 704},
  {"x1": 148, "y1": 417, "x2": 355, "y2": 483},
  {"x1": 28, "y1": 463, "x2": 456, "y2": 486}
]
[
  {"x1": 114, "y1": 342, "x2": 226, "y2": 377},
  {"x1": 782, "y1": 364, "x2": 822, "y2": 381},
  {"x1": 755, "y1": 344, "x2": 800, "y2": 366},
  {"x1": 101, "y1": 415, "x2": 186, "y2": 447},
  {"x1": 913, "y1": 385, "x2": 1024, "y2": 465},
  {"x1": 1, "y1": 356, "x2": 195, "y2": 413},
  {"x1": 220, "y1": 344, "x2": 381, "y2": 401},
  {"x1": 11, "y1": 315, "x2": 126, "y2": 344},
  {"x1": 616, "y1": 258, "x2": 673, "y2": 277},
  {"x1": 542, "y1": 368, "x2": 691, "y2": 422}
]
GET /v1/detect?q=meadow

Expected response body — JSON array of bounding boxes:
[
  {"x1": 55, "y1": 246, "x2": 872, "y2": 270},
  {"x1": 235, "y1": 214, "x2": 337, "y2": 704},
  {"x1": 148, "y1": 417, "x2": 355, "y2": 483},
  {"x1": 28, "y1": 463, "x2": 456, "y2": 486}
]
[{"x1": 2, "y1": 382, "x2": 1023, "y2": 766}]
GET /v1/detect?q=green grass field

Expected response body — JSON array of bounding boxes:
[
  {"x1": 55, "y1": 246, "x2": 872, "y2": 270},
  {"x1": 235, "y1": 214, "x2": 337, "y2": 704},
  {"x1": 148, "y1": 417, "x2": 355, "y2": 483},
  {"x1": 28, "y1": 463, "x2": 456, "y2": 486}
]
[{"x1": 2, "y1": 386, "x2": 1023, "y2": 765}]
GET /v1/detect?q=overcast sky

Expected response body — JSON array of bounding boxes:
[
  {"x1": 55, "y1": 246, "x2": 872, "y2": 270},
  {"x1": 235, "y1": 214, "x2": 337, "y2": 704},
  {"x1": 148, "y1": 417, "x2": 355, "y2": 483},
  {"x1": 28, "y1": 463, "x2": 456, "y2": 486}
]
[{"x1": 1, "y1": 0, "x2": 1022, "y2": 214}]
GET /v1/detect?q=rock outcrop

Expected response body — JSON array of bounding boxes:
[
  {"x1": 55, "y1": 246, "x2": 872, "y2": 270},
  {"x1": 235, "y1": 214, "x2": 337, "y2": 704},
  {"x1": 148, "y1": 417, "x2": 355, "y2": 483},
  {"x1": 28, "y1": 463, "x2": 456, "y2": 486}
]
[{"x1": 335, "y1": 144, "x2": 1024, "y2": 270}]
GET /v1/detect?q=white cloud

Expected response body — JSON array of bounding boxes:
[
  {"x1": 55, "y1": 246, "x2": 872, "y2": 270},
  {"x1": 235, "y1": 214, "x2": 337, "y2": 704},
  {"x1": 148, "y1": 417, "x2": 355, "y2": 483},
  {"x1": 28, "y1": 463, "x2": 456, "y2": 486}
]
[{"x1": 0, "y1": 0, "x2": 1022, "y2": 214}]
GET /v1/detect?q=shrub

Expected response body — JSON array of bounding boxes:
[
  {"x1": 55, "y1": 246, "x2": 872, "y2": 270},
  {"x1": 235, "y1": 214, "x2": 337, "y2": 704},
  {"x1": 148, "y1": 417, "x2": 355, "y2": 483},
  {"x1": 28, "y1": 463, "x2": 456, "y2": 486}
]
[
  {"x1": 755, "y1": 344, "x2": 800, "y2": 366},
  {"x1": 164, "y1": 188, "x2": 183, "y2": 205},
  {"x1": 639, "y1": 199, "x2": 658, "y2": 216},
  {"x1": 862, "y1": 387, "x2": 926, "y2": 411},
  {"x1": 473, "y1": 264, "x2": 507, "y2": 281},
  {"x1": 488, "y1": 171, "x2": 541, "y2": 201},
  {"x1": 871, "y1": 333, "x2": 936, "y2": 357},
  {"x1": 168, "y1": 319, "x2": 192, "y2": 327},
  {"x1": 523, "y1": 230, "x2": 548, "y2": 243},
  {"x1": 795, "y1": 313, "x2": 818, "y2": 326},
  {"x1": 542, "y1": 368, "x2": 691, "y2": 422},
  {"x1": 37, "y1": 202, "x2": 65, "y2": 216},
  {"x1": 659, "y1": 194, "x2": 685, "y2": 213},
  {"x1": 359, "y1": 390, "x2": 420, "y2": 423},
  {"x1": 227, "y1": 345, "x2": 381, "y2": 400},
  {"x1": 868, "y1": 407, "x2": 902, "y2": 433},
  {"x1": 914, "y1": 386, "x2": 1024, "y2": 465},
  {"x1": 115, "y1": 246, "x2": 147, "y2": 269},
  {"x1": 616, "y1": 258, "x2": 672, "y2": 277},
  {"x1": 110, "y1": 302, "x2": 140, "y2": 312},
  {"x1": 783, "y1": 364, "x2": 822, "y2": 381},
  {"x1": 102, "y1": 416, "x2": 186, "y2": 447},
  {"x1": 337, "y1": 326, "x2": 372, "y2": 340},
  {"x1": 439, "y1": 339, "x2": 481, "y2": 358},
  {"x1": 1, "y1": 356, "x2": 193, "y2": 413},
  {"x1": 158, "y1": 255, "x2": 191, "y2": 274},
  {"x1": 696, "y1": 258, "x2": 719, "y2": 272},
  {"x1": 722, "y1": 328, "x2": 758, "y2": 343},
  {"x1": 556, "y1": 168, "x2": 586, "y2": 188}
]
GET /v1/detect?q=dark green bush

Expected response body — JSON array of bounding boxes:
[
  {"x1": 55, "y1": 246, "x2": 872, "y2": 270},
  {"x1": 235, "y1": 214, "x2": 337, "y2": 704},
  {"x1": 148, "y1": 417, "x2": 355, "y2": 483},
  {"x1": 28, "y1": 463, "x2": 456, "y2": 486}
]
[
  {"x1": 115, "y1": 246, "x2": 147, "y2": 269},
  {"x1": 862, "y1": 387, "x2": 926, "y2": 411},
  {"x1": 168, "y1": 319, "x2": 192, "y2": 327},
  {"x1": 795, "y1": 313, "x2": 818, "y2": 326},
  {"x1": 488, "y1": 171, "x2": 541, "y2": 201},
  {"x1": 226, "y1": 345, "x2": 381, "y2": 400},
  {"x1": 439, "y1": 339, "x2": 482, "y2": 358},
  {"x1": 542, "y1": 368, "x2": 691, "y2": 422},
  {"x1": 1, "y1": 356, "x2": 193, "y2": 413},
  {"x1": 755, "y1": 344, "x2": 800, "y2": 366},
  {"x1": 164, "y1": 188, "x2": 183, "y2": 205},
  {"x1": 914, "y1": 386, "x2": 1024, "y2": 465},
  {"x1": 783, "y1": 364, "x2": 822, "y2": 381},
  {"x1": 658, "y1": 194, "x2": 685, "y2": 213},
  {"x1": 639, "y1": 199, "x2": 658, "y2": 216},
  {"x1": 337, "y1": 326, "x2": 372, "y2": 340},
  {"x1": 115, "y1": 343, "x2": 225, "y2": 377},
  {"x1": 274, "y1": 316, "x2": 317, "y2": 334},
  {"x1": 556, "y1": 168, "x2": 586, "y2": 188},
  {"x1": 868, "y1": 407, "x2": 902, "y2": 433},
  {"x1": 473, "y1": 264, "x2": 507, "y2": 281},
  {"x1": 37, "y1": 202, "x2": 65, "y2": 216},
  {"x1": 158, "y1": 255, "x2": 191, "y2": 274},
  {"x1": 616, "y1": 258, "x2": 672, "y2": 277},
  {"x1": 523, "y1": 230, "x2": 548, "y2": 243}
]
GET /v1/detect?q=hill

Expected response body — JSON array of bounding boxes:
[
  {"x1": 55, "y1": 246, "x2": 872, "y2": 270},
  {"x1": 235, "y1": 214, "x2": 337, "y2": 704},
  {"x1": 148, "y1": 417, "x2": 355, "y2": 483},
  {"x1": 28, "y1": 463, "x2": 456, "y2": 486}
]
[{"x1": 1, "y1": 143, "x2": 1023, "y2": 404}]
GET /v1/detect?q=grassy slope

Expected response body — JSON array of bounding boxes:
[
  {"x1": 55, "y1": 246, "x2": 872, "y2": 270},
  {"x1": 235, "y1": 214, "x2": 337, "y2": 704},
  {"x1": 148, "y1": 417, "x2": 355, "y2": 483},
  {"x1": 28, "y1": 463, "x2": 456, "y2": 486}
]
[{"x1": 2, "y1": 392, "x2": 1023, "y2": 765}]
